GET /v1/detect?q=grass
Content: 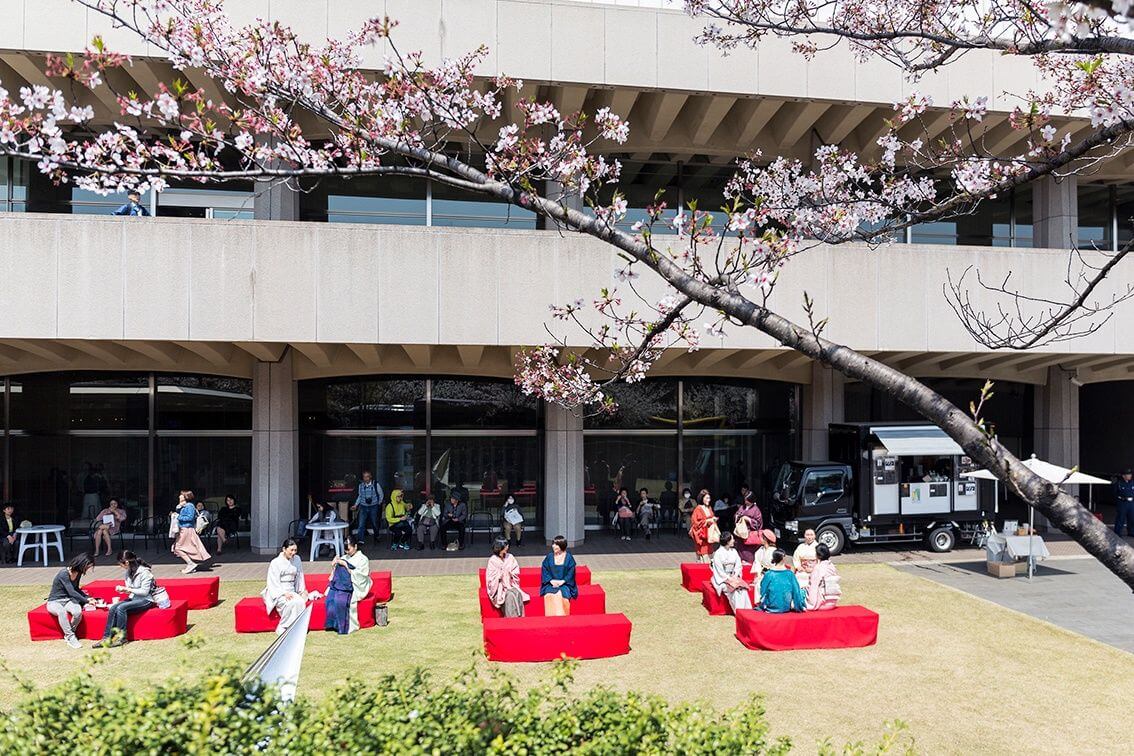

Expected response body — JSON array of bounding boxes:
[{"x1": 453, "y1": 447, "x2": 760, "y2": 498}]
[{"x1": 0, "y1": 564, "x2": 1131, "y2": 754}]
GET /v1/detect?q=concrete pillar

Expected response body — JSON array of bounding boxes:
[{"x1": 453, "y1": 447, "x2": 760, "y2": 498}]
[
  {"x1": 537, "y1": 179, "x2": 584, "y2": 229},
  {"x1": 254, "y1": 177, "x2": 301, "y2": 221},
  {"x1": 251, "y1": 351, "x2": 299, "y2": 554},
  {"x1": 802, "y1": 364, "x2": 845, "y2": 460},
  {"x1": 1032, "y1": 175, "x2": 1078, "y2": 250},
  {"x1": 1033, "y1": 366, "x2": 1081, "y2": 529},
  {"x1": 544, "y1": 402, "x2": 585, "y2": 546}
]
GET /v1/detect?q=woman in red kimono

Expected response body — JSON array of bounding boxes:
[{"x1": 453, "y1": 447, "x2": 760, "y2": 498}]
[{"x1": 689, "y1": 489, "x2": 718, "y2": 563}]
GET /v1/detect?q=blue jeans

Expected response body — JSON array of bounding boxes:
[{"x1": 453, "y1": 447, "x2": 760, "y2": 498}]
[
  {"x1": 102, "y1": 597, "x2": 151, "y2": 640},
  {"x1": 356, "y1": 505, "x2": 381, "y2": 542},
  {"x1": 1116, "y1": 500, "x2": 1134, "y2": 537}
]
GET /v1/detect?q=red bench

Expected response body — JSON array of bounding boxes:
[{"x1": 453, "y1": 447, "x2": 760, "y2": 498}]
[
  {"x1": 233, "y1": 571, "x2": 392, "y2": 633},
  {"x1": 734, "y1": 605, "x2": 879, "y2": 651},
  {"x1": 680, "y1": 563, "x2": 753, "y2": 592},
  {"x1": 482, "y1": 613, "x2": 633, "y2": 662},
  {"x1": 478, "y1": 584, "x2": 607, "y2": 620},
  {"x1": 28, "y1": 601, "x2": 189, "y2": 641},
  {"x1": 699, "y1": 580, "x2": 757, "y2": 616},
  {"x1": 478, "y1": 566, "x2": 591, "y2": 590},
  {"x1": 85, "y1": 576, "x2": 220, "y2": 610}
]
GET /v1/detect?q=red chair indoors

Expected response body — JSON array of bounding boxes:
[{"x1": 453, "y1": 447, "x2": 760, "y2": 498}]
[
  {"x1": 85, "y1": 576, "x2": 220, "y2": 610},
  {"x1": 478, "y1": 584, "x2": 607, "y2": 620},
  {"x1": 482, "y1": 613, "x2": 632, "y2": 662},
  {"x1": 28, "y1": 601, "x2": 189, "y2": 641},
  {"x1": 733, "y1": 605, "x2": 879, "y2": 651}
]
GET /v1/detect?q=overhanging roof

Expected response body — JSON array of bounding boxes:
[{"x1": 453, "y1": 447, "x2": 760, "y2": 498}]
[{"x1": 871, "y1": 426, "x2": 963, "y2": 456}]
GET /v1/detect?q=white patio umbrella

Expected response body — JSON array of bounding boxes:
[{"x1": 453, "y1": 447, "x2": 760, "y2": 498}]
[{"x1": 964, "y1": 454, "x2": 1110, "y2": 579}]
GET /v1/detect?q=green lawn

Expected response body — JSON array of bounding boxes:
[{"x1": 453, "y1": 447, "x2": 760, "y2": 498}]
[{"x1": 1, "y1": 565, "x2": 1130, "y2": 754}]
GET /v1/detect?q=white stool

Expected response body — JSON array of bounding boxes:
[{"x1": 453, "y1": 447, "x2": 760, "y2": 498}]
[{"x1": 16, "y1": 525, "x2": 66, "y2": 567}]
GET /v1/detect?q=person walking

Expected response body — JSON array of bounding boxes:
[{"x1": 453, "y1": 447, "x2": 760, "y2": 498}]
[
  {"x1": 352, "y1": 470, "x2": 384, "y2": 545},
  {"x1": 172, "y1": 490, "x2": 211, "y2": 574},
  {"x1": 113, "y1": 190, "x2": 150, "y2": 216},
  {"x1": 1115, "y1": 469, "x2": 1134, "y2": 538}
]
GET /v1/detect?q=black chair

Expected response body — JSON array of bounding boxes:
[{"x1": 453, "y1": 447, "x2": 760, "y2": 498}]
[{"x1": 466, "y1": 511, "x2": 495, "y2": 547}]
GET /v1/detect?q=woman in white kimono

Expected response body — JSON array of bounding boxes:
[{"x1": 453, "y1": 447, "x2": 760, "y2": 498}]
[
  {"x1": 711, "y1": 531, "x2": 753, "y2": 612},
  {"x1": 330, "y1": 535, "x2": 372, "y2": 634},
  {"x1": 262, "y1": 538, "x2": 308, "y2": 634}
]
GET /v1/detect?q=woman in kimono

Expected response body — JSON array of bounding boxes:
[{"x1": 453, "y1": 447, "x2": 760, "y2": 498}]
[
  {"x1": 326, "y1": 535, "x2": 372, "y2": 634},
  {"x1": 689, "y1": 489, "x2": 717, "y2": 563},
  {"x1": 486, "y1": 537, "x2": 527, "y2": 617},
  {"x1": 710, "y1": 531, "x2": 753, "y2": 612},
  {"x1": 733, "y1": 498, "x2": 763, "y2": 565},
  {"x1": 539, "y1": 535, "x2": 577, "y2": 617},
  {"x1": 262, "y1": 538, "x2": 308, "y2": 634}
]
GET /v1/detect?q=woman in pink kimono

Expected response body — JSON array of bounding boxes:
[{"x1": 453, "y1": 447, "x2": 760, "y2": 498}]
[
  {"x1": 485, "y1": 537, "x2": 527, "y2": 617},
  {"x1": 806, "y1": 543, "x2": 842, "y2": 611}
]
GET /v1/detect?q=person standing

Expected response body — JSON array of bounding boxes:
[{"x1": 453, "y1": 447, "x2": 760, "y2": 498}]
[
  {"x1": 0, "y1": 502, "x2": 18, "y2": 564},
  {"x1": 352, "y1": 470, "x2": 384, "y2": 545},
  {"x1": 734, "y1": 497, "x2": 763, "y2": 565},
  {"x1": 172, "y1": 490, "x2": 210, "y2": 574},
  {"x1": 689, "y1": 489, "x2": 717, "y2": 563},
  {"x1": 45, "y1": 554, "x2": 97, "y2": 649},
  {"x1": 440, "y1": 493, "x2": 468, "y2": 550},
  {"x1": 1114, "y1": 469, "x2": 1134, "y2": 538},
  {"x1": 113, "y1": 190, "x2": 150, "y2": 216}
]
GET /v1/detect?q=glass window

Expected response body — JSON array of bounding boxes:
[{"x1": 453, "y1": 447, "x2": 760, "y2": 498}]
[
  {"x1": 1077, "y1": 184, "x2": 1113, "y2": 249},
  {"x1": 682, "y1": 379, "x2": 795, "y2": 431},
  {"x1": 1, "y1": 157, "x2": 28, "y2": 212},
  {"x1": 802, "y1": 470, "x2": 846, "y2": 505},
  {"x1": 156, "y1": 375, "x2": 252, "y2": 430},
  {"x1": 10, "y1": 435, "x2": 148, "y2": 528},
  {"x1": 584, "y1": 434, "x2": 677, "y2": 526},
  {"x1": 157, "y1": 436, "x2": 251, "y2": 515},
  {"x1": 301, "y1": 173, "x2": 427, "y2": 226},
  {"x1": 70, "y1": 187, "x2": 128, "y2": 215},
  {"x1": 1013, "y1": 186, "x2": 1033, "y2": 247},
  {"x1": 9, "y1": 373, "x2": 149, "y2": 431},
  {"x1": 158, "y1": 185, "x2": 254, "y2": 220},
  {"x1": 430, "y1": 379, "x2": 539, "y2": 429},
  {"x1": 590, "y1": 157, "x2": 680, "y2": 235},
  {"x1": 584, "y1": 379, "x2": 679, "y2": 429},
  {"x1": 300, "y1": 435, "x2": 427, "y2": 513},
  {"x1": 432, "y1": 183, "x2": 536, "y2": 228},
  {"x1": 430, "y1": 435, "x2": 542, "y2": 524},
  {"x1": 299, "y1": 379, "x2": 426, "y2": 430},
  {"x1": 1116, "y1": 185, "x2": 1134, "y2": 249}
]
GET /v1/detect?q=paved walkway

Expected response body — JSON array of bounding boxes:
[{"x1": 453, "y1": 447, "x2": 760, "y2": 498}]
[
  {"x1": 0, "y1": 530, "x2": 1098, "y2": 585},
  {"x1": 897, "y1": 556, "x2": 1134, "y2": 653}
]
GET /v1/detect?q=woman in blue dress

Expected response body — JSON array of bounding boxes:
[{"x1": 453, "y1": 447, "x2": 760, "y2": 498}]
[{"x1": 540, "y1": 535, "x2": 577, "y2": 617}]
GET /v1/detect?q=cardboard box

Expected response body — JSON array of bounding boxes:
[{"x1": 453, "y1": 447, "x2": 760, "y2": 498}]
[{"x1": 987, "y1": 561, "x2": 1016, "y2": 579}]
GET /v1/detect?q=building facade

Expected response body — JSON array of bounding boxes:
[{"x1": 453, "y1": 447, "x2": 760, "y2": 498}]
[{"x1": 0, "y1": 0, "x2": 1131, "y2": 550}]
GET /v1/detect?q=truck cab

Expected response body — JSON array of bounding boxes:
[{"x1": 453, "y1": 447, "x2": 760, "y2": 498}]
[{"x1": 770, "y1": 461, "x2": 855, "y2": 555}]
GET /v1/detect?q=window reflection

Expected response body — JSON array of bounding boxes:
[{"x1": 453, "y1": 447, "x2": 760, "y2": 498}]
[
  {"x1": 299, "y1": 435, "x2": 427, "y2": 518},
  {"x1": 431, "y1": 435, "x2": 542, "y2": 524},
  {"x1": 584, "y1": 435, "x2": 677, "y2": 526},
  {"x1": 431, "y1": 379, "x2": 539, "y2": 429},
  {"x1": 1077, "y1": 184, "x2": 1112, "y2": 249},
  {"x1": 299, "y1": 379, "x2": 426, "y2": 430},
  {"x1": 302, "y1": 174, "x2": 427, "y2": 225},
  {"x1": 584, "y1": 379, "x2": 679, "y2": 429},
  {"x1": 10, "y1": 373, "x2": 149, "y2": 432},
  {"x1": 157, "y1": 436, "x2": 251, "y2": 514},
  {"x1": 156, "y1": 375, "x2": 253, "y2": 431}
]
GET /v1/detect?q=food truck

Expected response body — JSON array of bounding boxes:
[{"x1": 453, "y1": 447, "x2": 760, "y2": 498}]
[{"x1": 769, "y1": 422, "x2": 989, "y2": 555}]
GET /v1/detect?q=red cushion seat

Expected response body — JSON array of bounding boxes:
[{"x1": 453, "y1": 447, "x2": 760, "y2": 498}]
[
  {"x1": 479, "y1": 584, "x2": 606, "y2": 620},
  {"x1": 734, "y1": 605, "x2": 879, "y2": 651},
  {"x1": 85, "y1": 576, "x2": 220, "y2": 610},
  {"x1": 303, "y1": 571, "x2": 392, "y2": 602},
  {"x1": 234, "y1": 595, "x2": 378, "y2": 633},
  {"x1": 28, "y1": 601, "x2": 189, "y2": 641},
  {"x1": 478, "y1": 566, "x2": 591, "y2": 590},
  {"x1": 699, "y1": 580, "x2": 757, "y2": 617},
  {"x1": 482, "y1": 613, "x2": 632, "y2": 662},
  {"x1": 681, "y1": 563, "x2": 753, "y2": 592}
]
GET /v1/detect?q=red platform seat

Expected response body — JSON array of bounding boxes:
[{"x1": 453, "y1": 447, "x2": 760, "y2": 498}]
[
  {"x1": 234, "y1": 595, "x2": 378, "y2": 633},
  {"x1": 303, "y1": 571, "x2": 392, "y2": 602},
  {"x1": 681, "y1": 563, "x2": 753, "y2": 592},
  {"x1": 478, "y1": 566, "x2": 591, "y2": 590},
  {"x1": 482, "y1": 613, "x2": 632, "y2": 662},
  {"x1": 734, "y1": 605, "x2": 879, "y2": 651},
  {"x1": 699, "y1": 580, "x2": 757, "y2": 617},
  {"x1": 478, "y1": 584, "x2": 607, "y2": 620},
  {"x1": 28, "y1": 601, "x2": 189, "y2": 641},
  {"x1": 85, "y1": 577, "x2": 220, "y2": 610}
]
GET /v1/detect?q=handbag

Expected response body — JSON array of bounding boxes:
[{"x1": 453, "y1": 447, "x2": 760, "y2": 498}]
[
  {"x1": 167, "y1": 513, "x2": 179, "y2": 539},
  {"x1": 707, "y1": 521, "x2": 721, "y2": 544},
  {"x1": 734, "y1": 517, "x2": 750, "y2": 541}
]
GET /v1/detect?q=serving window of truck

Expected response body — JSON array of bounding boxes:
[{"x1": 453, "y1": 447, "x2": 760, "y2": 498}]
[{"x1": 868, "y1": 426, "x2": 979, "y2": 516}]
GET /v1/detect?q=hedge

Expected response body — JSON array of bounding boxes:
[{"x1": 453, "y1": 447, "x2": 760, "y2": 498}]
[{"x1": 0, "y1": 658, "x2": 911, "y2": 755}]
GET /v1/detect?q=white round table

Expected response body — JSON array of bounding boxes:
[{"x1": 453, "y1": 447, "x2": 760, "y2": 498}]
[
  {"x1": 307, "y1": 522, "x2": 347, "y2": 561},
  {"x1": 16, "y1": 525, "x2": 65, "y2": 567}
]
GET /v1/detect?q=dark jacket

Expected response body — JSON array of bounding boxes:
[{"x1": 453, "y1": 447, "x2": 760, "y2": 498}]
[
  {"x1": 443, "y1": 501, "x2": 468, "y2": 523},
  {"x1": 46, "y1": 568, "x2": 90, "y2": 606}
]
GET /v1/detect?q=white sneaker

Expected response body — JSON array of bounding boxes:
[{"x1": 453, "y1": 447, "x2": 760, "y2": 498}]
[{"x1": 65, "y1": 636, "x2": 82, "y2": 649}]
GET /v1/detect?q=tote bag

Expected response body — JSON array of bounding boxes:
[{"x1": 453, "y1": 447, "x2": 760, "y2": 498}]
[{"x1": 707, "y1": 521, "x2": 721, "y2": 544}]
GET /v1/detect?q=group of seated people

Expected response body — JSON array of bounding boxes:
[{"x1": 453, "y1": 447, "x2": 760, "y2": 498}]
[
  {"x1": 263, "y1": 534, "x2": 372, "y2": 635},
  {"x1": 44, "y1": 550, "x2": 172, "y2": 649},
  {"x1": 711, "y1": 527, "x2": 842, "y2": 614},
  {"x1": 484, "y1": 535, "x2": 577, "y2": 618},
  {"x1": 608, "y1": 487, "x2": 660, "y2": 542}
]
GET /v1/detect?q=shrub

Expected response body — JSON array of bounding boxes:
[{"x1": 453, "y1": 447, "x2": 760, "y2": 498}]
[{"x1": 0, "y1": 659, "x2": 793, "y2": 755}]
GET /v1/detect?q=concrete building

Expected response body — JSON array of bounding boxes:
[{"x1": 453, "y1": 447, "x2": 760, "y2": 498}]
[{"x1": 0, "y1": 0, "x2": 1131, "y2": 551}]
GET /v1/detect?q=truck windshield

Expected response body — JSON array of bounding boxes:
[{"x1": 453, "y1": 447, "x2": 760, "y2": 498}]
[{"x1": 774, "y1": 463, "x2": 803, "y2": 499}]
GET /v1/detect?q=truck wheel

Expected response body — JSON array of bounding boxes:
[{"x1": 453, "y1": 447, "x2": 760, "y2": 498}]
[
  {"x1": 816, "y1": 525, "x2": 845, "y2": 556},
  {"x1": 927, "y1": 526, "x2": 955, "y2": 553}
]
